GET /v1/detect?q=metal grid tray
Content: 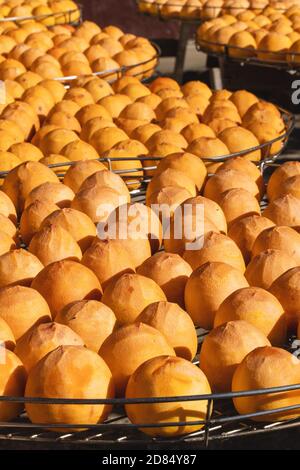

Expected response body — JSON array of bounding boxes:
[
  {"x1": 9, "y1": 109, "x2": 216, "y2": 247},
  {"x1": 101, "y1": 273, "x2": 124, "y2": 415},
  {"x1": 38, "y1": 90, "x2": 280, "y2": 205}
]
[
  {"x1": 1, "y1": 330, "x2": 300, "y2": 449},
  {"x1": 136, "y1": 0, "x2": 203, "y2": 23},
  {"x1": 136, "y1": 0, "x2": 292, "y2": 22},
  {"x1": 0, "y1": 104, "x2": 291, "y2": 187},
  {"x1": 196, "y1": 37, "x2": 300, "y2": 73},
  {"x1": 0, "y1": 4, "x2": 82, "y2": 26},
  {"x1": 53, "y1": 41, "x2": 161, "y2": 84},
  {"x1": 0, "y1": 127, "x2": 297, "y2": 449},
  {"x1": 0, "y1": 7, "x2": 159, "y2": 84}
]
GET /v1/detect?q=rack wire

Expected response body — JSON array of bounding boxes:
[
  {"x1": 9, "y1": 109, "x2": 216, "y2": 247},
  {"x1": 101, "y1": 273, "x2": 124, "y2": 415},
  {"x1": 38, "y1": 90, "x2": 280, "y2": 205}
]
[
  {"x1": 0, "y1": 4, "x2": 82, "y2": 26},
  {"x1": 0, "y1": 115, "x2": 296, "y2": 448},
  {"x1": 135, "y1": 1, "x2": 299, "y2": 83},
  {"x1": 0, "y1": 8, "x2": 159, "y2": 85},
  {"x1": 1, "y1": 329, "x2": 300, "y2": 448},
  {"x1": 136, "y1": 0, "x2": 294, "y2": 21},
  {"x1": 53, "y1": 42, "x2": 161, "y2": 85},
  {"x1": 0, "y1": 105, "x2": 291, "y2": 192},
  {"x1": 196, "y1": 37, "x2": 300, "y2": 73},
  {"x1": 136, "y1": 0, "x2": 202, "y2": 22},
  {"x1": 0, "y1": 106, "x2": 292, "y2": 211}
]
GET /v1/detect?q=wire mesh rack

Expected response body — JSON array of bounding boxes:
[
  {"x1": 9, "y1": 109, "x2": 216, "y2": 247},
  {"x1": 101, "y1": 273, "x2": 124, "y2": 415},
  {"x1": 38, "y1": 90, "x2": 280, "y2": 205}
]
[
  {"x1": 0, "y1": 4, "x2": 82, "y2": 26},
  {"x1": 136, "y1": 0, "x2": 295, "y2": 22},
  {"x1": 136, "y1": 0, "x2": 202, "y2": 23},
  {"x1": 53, "y1": 41, "x2": 161, "y2": 85},
  {"x1": 0, "y1": 108, "x2": 293, "y2": 206},
  {"x1": 1, "y1": 329, "x2": 300, "y2": 449},
  {"x1": 0, "y1": 104, "x2": 291, "y2": 193},
  {"x1": 196, "y1": 105, "x2": 294, "y2": 165},
  {"x1": 196, "y1": 37, "x2": 300, "y2": 73},
  {"x1": 0, "y1": 120, "x2": 297, "y2": 449}
]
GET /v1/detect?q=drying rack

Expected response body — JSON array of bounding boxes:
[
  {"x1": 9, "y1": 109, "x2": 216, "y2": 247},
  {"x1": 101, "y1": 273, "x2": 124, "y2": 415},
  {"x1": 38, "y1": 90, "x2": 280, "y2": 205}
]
[
  {"x1": 0, "y1": 105, "x2": 296, "y2": 449},
  {"x1": 135, "y1": 0, "x2": 290, "y2": 21},
  {"x1": 136, "y1": 1, "x2": 297, "y2": 82},
  {"x1": 195, "y1": 35, "x2": 300, "y2": 98},
  {"x1": 1, "y1": 330, "x2": 300, "y2": 449},
  {"x1": 0, "y1": 105, "x2": 292, "y2": 206},
  {"x1": 0, "y1": 4, "x2": 82, "y2": 26},
  {"x1": 196, "y1": 38, "x2": 300, "y2": 73},
  {"x1": 53, "y1": 42, "x2": 161, "y2": 85},
  {"x1": 0, "y1": 7, "x2": 160, "y2": 85},
  {"x1": 136, "y1": 0, "x2": 203, "y2": 21},
  {"x1": 8, "y1": 104, "x2": 292, "y2": 192}
]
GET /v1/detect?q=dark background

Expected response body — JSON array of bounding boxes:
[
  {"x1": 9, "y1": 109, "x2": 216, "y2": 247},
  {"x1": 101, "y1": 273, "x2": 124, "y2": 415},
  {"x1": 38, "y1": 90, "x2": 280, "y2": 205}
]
[{"x1": 80, "y1": 0, "x2": 179, "y2": 38}]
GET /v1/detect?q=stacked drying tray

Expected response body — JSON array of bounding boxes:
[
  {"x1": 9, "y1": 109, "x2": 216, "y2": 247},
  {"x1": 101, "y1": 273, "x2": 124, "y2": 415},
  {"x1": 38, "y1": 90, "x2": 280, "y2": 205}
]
[
  {"x1": 137, "y1": 0, "x2": 300, "y2": 21},
  {"x1": 0, "y1": 73, "x2": 298, "y2": 448},
  {"x1": 0, "y1": 75, "x2": 292, "y2": 177},
  {"x1": 196, "y1": 3, "x2": 300, "y2": 67},
  {"x1": 0, "y1": 19, "x2": 159, "y2": 82},
  {"x1": 0, "y1": 0, "x2": 80, "y2": 24}
]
